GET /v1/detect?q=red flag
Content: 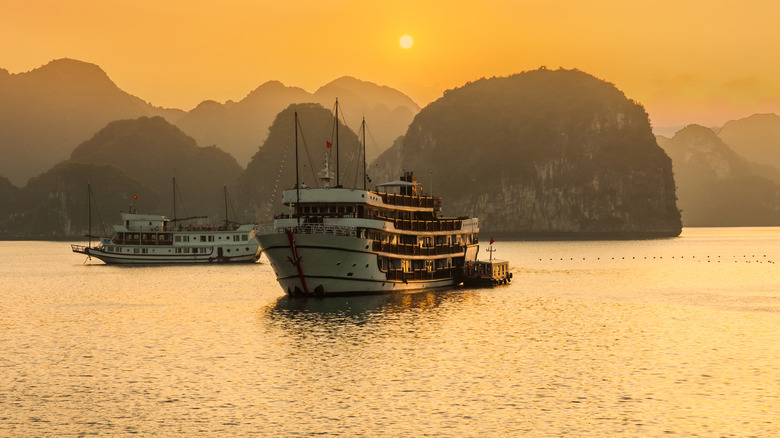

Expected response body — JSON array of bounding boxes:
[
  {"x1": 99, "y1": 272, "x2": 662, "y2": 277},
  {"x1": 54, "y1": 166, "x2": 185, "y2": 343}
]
[
  {"x1": 326, "y1": 141, "x2": 332, "y2": 149},
  {"x1": 133, "y1": 194, "x2": 138, "y2": 200},
  {"x1": 490, "y1": 237, "x2": 495, "y2": 245}
]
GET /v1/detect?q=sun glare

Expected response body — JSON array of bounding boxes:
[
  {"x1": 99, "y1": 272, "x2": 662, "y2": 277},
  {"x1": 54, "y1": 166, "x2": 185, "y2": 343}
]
[{"x1": 400, "y1": 35, "x2": 414, "y2": 49}]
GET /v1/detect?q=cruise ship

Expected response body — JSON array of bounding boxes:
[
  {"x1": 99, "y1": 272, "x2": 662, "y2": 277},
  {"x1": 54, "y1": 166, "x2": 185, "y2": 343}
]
[
  {"x1": 71, "y1": 184, "x2": 260, "y2": 264},
  {"x1": 72, "y1": 212, "x2": 259, "y2": 264},
  {"x1": 256, "y1": 171, "x2": 480, "y2": 295}
]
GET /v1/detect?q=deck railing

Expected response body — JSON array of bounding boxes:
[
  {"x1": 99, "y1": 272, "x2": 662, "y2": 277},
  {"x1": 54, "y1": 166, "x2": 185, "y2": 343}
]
[{"x1": 258, "y1": 223, "x2": 357, "y2": 237}]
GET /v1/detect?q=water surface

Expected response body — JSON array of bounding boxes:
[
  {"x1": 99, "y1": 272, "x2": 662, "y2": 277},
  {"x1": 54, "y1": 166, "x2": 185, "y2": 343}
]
[{"x1": 1, "y1": 228, "x2": 778, "y2": 436}]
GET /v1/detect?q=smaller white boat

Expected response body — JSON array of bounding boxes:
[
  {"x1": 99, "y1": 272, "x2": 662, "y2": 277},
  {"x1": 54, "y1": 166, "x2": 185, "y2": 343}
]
[{"x1": 72, "y1": 183, "x2": 260, "y2": 264}]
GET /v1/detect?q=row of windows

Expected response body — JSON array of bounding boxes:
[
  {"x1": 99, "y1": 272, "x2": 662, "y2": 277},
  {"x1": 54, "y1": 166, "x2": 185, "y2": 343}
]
[
  {"x1": 367, "y1": 230, "x2": 472, "y2": 247},
  {"x1": 173, "y1": 234, "x2": 250, "y2": 243},
  {"x1": 104, "y1": 246, "x2": 253, "y2": 254},
  {"x1": 378, "y1": 257, "x2": 452, "y2": 272}
]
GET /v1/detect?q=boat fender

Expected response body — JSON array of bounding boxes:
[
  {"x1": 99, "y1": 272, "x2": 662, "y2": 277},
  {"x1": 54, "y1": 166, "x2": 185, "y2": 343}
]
[{"x1": 155, "y1": 226, "x2": 159, "y2": 231}]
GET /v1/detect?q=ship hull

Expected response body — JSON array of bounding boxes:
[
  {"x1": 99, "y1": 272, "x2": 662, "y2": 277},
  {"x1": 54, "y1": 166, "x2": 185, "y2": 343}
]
[
  {"x1": 72, "y1": 244, "x2": 259, "y2": 265},
  {"x1": 258, "y1": 232, "x2": 460, "y2": 296}
]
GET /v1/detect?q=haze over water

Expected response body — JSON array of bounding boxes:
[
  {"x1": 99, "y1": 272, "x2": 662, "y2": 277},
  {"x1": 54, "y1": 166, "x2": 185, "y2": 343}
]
[{"x1": 2, "y1": 228, "x2": 778, "y2": 436}]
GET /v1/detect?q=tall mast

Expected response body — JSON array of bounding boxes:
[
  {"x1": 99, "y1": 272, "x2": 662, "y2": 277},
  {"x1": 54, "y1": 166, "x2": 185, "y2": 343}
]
[
  {"x1": 294, "y1": 110, "x2": 300, "y2": 223},
  {"x1": 335, "y1": 99, "x2": 340, "y2": 187},
  {"x1": 362, "y1": 116, "x2": 367, "y2": 190},
  {"x1": 87, "y1": 182, "x2": 92, "y2": 247},
  {"x1": 172, "y1": 177, "x2": 177, "y2": 221},
  {"x1": 223, "y1": 185, "x2": 229, "y2": 223}
]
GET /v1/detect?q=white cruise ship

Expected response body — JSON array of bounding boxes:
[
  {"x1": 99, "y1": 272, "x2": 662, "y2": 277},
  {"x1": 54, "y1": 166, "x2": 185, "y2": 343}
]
[
  {"x1": 72, "y1": 211, "x2": 260, "y2": 264},
  {"x1": 256, "y1": 171, "x2": 480, "y2": 295}
]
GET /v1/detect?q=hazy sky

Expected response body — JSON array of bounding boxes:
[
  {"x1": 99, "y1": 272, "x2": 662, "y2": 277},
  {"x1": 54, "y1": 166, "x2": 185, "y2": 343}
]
[{"x1": 3, "y1": 0, "x2": 780, "y2": 127}]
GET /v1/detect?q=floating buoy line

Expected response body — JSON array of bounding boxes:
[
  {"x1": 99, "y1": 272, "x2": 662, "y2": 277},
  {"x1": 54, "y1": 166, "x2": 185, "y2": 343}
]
[{"x1": 536, "y1": 254, "x2": 775, "y2": 264}]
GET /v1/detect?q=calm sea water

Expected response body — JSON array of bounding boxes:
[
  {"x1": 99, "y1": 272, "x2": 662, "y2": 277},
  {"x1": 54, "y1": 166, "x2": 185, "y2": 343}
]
[{"x1": 1, "y1": 228, "x2": 779, "y2": 437}]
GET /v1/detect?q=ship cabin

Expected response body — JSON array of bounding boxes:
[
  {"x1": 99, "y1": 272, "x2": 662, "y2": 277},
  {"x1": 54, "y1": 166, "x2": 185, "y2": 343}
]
[{"x1": 106, "y1": 212, "x2": 254, "y2": 248}]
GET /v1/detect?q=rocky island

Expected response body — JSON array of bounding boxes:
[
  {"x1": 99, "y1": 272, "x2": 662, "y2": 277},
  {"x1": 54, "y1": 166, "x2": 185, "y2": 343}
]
[{"x1": 372, "y1": 68, "x2": 682, "y2": 237}]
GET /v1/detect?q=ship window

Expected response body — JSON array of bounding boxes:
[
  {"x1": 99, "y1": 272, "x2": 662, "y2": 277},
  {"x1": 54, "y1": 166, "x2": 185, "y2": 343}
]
[
  {"x1": 208, "y1": 236, "x2": 214, "y2": 242},
  {"x1": 201, "y1": 235, "x2": 206, "y2": 242}
]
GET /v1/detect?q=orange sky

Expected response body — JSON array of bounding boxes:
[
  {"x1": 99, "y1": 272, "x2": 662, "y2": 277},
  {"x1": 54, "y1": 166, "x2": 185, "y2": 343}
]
[{"x1": 3, "y1": 0, "x2": 780, "y2": 127}]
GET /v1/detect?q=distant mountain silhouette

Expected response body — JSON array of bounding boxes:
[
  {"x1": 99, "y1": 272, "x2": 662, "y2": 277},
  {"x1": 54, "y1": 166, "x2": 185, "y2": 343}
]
[
  {"x1": 0, "y1": 59, "x2": 184, "y2": 186},
  {"x1": 174, "y1": 81, "x2": 313, "y2": 168},
  {"x1": 718, "y1": 113, "x2": 780, "y2": 175},
  {"x1": 313, "y1": 77, "x2": 419, "y2": 163},
  {"x1": 70, "y1": 116, "x2": 243, "y2": 220},
  {"x1": 175, "y1": 76, "x2": 418, "y2": 167},
  {"x1": 657, "y1": 125, "x2": 780, "y2": 226},
  {"x1": 372, "y1": 68, "x2": 682, "y2": 237},
  {"x1": 237, "y1": 103, "x2": 363, "y2": 223}
]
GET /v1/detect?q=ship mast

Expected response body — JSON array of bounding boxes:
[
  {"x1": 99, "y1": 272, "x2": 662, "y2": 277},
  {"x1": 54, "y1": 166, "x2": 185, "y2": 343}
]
[
  {"x1": 362, "y1": 116, "x2": 367, "y2": 190},
  {"x1": 87, "y1": 182, "x2": 92, "y2": 247},
  {"x1": 294, "y1": 110, "x2": 301, "y2": 223},
  {"x1": 172, "y1": 177, "x2": 177, "y2": 221},
  {"x1": 223, "y1": 185, "x2": 229, "y2": 224},
  {"x1": 334, "y1": 99, "x2": 340, "y2": 187}
]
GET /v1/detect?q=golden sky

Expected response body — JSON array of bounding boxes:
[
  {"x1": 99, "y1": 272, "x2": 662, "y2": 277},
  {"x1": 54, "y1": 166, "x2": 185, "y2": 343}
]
[{"x1": 3, "y1": 0, "x2": 780, "y2": 127}]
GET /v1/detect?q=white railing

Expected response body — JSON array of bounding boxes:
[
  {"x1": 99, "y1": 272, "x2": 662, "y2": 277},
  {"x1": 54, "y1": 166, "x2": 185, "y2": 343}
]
[{"x1": 256, "y1": 223, "x2": 357, "y2": 237}]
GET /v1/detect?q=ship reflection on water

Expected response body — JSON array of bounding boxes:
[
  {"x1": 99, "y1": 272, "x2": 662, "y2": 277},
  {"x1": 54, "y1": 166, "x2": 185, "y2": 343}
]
[{"x1": 264, "y1": 288, "x2": 476, "y2": 326}]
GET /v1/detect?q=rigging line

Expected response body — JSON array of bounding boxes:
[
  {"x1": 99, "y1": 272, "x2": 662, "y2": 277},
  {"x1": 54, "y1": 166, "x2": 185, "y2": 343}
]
[
  {"x1": 333, "y1": 102, "x2": 362, "y2": 188},
  {"x1": 174, "y1": 179, "x2": 190, "y2": 219},
  {"x1": 295, "y1": 117, "x2": 320, "y2": 188},
  {"x1": 348, "y1": 120, "x2": 364, "y2": 188},
  {"x1": 266, "y1": 133, "x2": 288, "y2": 219}
]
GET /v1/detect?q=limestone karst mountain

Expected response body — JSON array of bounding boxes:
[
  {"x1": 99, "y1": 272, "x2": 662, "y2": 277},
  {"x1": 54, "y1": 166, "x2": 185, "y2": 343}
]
[
  {"x1": 176, "y1": 76, "x2": 419, "y2": 168},
  {"x1": 718, "y1": 113, "x2": 780, "y2": 181},
  {"x1": 372, "y1": 68, "x2": 682, "y2": 237},
  {"x1": 70, "y1": 116, "x2": 244, "y2": 221},
  {"x1": 658, "y1": 125, "x2": 780, "y2": 226},
  {"x1": 0, "y1": 59, "x2": 184, "y2": 186}
]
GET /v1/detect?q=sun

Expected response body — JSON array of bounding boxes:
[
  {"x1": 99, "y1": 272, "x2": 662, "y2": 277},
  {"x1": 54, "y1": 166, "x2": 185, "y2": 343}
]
[{"x1": 399, "y1": 35, "x2": 414, "y2": 49}]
